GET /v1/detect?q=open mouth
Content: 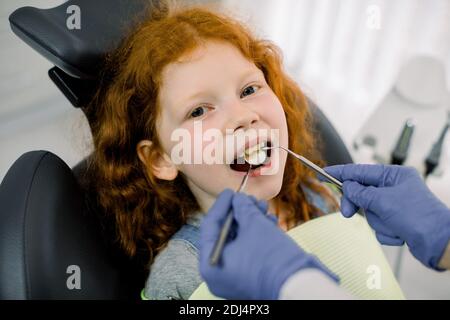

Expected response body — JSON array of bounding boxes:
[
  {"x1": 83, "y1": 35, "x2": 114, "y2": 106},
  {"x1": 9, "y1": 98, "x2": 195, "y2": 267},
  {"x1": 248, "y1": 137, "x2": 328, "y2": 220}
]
[{"x1": 229, "y1": 141, "x2": 272, "y2": 172}]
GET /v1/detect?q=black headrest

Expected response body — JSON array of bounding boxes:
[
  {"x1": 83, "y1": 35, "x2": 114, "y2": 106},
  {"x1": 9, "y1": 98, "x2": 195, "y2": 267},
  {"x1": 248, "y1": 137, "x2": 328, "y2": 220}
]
[
  {"x1": 0, "y1": 151, "x2": 141, "y2": 299},
  {"x1": 9, "y1": 0, "x2": 151, "y2": 79},
  {"x1": 308, "y1": 100, "x2": 353, "y2": 165},
  {"x1": 9, "y1": 0, "x2": 153, "y2": 107}
]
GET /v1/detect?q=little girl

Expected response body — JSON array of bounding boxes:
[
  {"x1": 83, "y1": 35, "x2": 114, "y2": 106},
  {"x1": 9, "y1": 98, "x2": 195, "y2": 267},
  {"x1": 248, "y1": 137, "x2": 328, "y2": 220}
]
[{"x1": 87, "y1": 1, "x2": 339, "y2": 300}]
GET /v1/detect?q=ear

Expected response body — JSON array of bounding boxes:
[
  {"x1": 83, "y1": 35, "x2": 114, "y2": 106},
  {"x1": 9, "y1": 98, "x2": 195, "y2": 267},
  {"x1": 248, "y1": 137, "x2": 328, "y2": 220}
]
[{"x1": 137, "y1": 140, "x2": 178, "y2": 181}]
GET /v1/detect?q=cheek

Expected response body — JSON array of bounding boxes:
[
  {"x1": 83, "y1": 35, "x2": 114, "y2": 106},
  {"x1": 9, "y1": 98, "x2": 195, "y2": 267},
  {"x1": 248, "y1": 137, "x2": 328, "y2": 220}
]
[
  {"x1": 156, "y1": 118, "x2": 209, "y2": 163},
  {"x1": 167, "y1": 122, "x2": 226, "y2": 178},
  {"x1": 257, "y1": 93, "x2": 289, "y2": 141},
  {"x1": 257, "y1": 92, "x2": 285, "y2": 121},
  {"x1": 182, "y1": 124, "x2": 222, "y2": 163}
]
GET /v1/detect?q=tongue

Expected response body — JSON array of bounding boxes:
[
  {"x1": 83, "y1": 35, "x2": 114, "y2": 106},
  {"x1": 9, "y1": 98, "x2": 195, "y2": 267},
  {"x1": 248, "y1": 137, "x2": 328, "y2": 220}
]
[
  {"x1": 230, "y1": 157, "x2": 263, "y2": 172},
  {"x1": 229, "y1": 141, "x2": 272, "y2": 172},
  {"x1": 230, "y1": 162, "x2": 252, "y2": 172}
]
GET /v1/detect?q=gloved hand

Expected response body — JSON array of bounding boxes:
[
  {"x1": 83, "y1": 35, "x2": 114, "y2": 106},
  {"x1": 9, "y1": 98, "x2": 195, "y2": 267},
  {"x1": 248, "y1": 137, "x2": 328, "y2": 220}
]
[
  {"x1": 199, "y1": 189, "x2": 339, "y2": 300},
  {"x1": 324, "y1": 164, "x2": 450, "y2": 270}
]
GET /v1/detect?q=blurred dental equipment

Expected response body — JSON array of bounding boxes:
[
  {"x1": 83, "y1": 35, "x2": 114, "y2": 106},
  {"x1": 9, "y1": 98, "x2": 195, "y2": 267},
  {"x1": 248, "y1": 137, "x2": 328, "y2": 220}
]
[
  {"x1": 390, "y1": 119, "x2": 415, "y2": 166},
  {"x1": 353, "y1": 56, "x2": 450, "y2": 172},
  {"x1": 424, "y1": 111, "x2": 450, "y2": 177}
]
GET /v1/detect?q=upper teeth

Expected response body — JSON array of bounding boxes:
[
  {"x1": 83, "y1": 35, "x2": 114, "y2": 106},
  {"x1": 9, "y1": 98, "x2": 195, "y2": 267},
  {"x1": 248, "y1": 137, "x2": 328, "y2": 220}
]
[{"x1": 243, "y1": 142, "x2": 267, "y2": 166}]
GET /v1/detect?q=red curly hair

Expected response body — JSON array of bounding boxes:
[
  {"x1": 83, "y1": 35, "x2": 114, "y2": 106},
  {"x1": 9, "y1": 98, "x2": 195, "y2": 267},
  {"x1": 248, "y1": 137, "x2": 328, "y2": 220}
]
[{"x1": 86, "y1": 0, "x2": 338, "y2": 269}]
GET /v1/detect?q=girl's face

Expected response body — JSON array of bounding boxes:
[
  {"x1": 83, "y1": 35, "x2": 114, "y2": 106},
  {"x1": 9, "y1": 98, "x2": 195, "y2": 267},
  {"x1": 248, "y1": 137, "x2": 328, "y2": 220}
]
[{"x1": 142, "y1": 41, "x2": 288, "y2": 212}]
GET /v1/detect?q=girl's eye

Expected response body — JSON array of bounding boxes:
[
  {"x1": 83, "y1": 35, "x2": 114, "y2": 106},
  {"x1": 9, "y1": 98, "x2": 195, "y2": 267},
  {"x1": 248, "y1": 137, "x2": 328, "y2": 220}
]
[
  {"x1": 241, "y1": 85, "x2": 259, "y2": 98},
  {"x1": 190, "y1": 105, "x2": 208, "y2": 118}
]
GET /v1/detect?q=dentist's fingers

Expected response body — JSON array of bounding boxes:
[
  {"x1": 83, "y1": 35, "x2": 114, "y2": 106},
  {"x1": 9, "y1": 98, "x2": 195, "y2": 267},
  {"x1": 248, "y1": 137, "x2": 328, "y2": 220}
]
[
  {"x1": 247, "y1": 194, "x2": 269, "y2": 214},
  {"x1": 365, "y1": 211, "x2": 401, "y2": 240},
  {"x1": 266, "y1": 213, "x2": 279, "y2": 225},
  {"x1": 240, "y1": 194, "x2": 277, "y2": 224},
  {"x1": 375, "y1": 233, "x2": 405, "y2": 246},
  {"x1": 232, "y1": 193, "x2": 269, "y2": 226},
  {"x1": 253, "y1": 198, "x2": 278, "y2": 225},
  {"x1": 257, "y1": 199, "x2": 269, "y2": 214},
  {"x1": 342, "y1": 181, "x2": 383, "y2": 214},
  {"x1": 340, "y1": 196, "x2": 359, "y2": 218},
  {"x1": 324, "y1": 164, "x2": 389, "y2": 187}
]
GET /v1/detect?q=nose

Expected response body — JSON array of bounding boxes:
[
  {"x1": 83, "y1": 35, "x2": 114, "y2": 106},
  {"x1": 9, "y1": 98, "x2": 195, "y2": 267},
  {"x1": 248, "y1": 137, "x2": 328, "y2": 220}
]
[{"x1": 225, "y1": 99, "x2": 260, "y2": 132}]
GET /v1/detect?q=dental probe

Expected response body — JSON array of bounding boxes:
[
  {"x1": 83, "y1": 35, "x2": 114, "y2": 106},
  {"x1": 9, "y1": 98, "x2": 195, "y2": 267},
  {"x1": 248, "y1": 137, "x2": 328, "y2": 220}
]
[{"x1": 263, "y1": 146, "x2": 343, "y2": 191}]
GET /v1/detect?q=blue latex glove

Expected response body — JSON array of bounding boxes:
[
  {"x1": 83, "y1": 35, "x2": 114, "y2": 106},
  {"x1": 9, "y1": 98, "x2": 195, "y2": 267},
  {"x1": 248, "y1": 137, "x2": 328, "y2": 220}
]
[
  {"x1": 324, "y1": 164, "x2": 450, "y2": 270},
  {"x1": 199, "y1": 189, "x2": 339, "y2": 300}
]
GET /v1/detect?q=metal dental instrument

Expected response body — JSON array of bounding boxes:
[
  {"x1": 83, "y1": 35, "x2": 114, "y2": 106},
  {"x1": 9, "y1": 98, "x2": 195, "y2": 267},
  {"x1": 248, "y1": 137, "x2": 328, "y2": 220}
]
[
  {"x1": 209, "y1": 165, "x2": 252, "y2": 266},
  {"x1": 262, "y1": 145, "x2": 343, "y2": 191}
]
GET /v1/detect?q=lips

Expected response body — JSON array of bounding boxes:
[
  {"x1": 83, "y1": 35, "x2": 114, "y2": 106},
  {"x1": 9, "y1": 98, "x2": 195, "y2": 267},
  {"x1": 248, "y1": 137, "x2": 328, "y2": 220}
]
[{"x1": 230, "y1": 140, "x2": 272, "y2": 172}]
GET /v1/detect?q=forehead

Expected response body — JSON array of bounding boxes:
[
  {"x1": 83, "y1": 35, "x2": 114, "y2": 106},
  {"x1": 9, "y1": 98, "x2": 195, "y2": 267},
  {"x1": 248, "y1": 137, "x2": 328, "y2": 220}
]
[{"x1": 158, "y1": 41, "x2": 261, "y2": 110}]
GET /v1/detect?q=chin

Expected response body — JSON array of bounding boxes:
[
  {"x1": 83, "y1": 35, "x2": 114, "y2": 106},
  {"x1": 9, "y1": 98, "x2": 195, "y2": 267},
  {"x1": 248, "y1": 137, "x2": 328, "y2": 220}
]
[{"x1": 247, "y1": 174, "x2": 284, "y2": 201}]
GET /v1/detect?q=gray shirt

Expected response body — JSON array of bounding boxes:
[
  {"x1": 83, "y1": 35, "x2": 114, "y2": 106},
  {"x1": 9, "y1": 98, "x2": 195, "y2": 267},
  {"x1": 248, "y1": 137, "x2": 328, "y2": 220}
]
[{"x1": 144, "y1": 214, "x2": 203, "y2": 300}]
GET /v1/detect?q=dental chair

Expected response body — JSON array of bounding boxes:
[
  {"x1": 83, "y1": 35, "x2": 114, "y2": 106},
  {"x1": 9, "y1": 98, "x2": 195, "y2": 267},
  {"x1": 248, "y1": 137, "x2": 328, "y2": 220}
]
[{"x1": 0, "y1": 0, "x2": 353, "y2": 299}]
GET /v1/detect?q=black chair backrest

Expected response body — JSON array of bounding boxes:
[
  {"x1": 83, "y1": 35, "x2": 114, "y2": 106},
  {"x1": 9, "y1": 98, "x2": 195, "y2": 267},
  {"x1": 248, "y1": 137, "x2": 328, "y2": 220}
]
[
  {"x1": 309, "y1": 100, "x2": 352, "y2": 166},
  {"x1": 0, "y1": 151, "x2": 142, "y2": 299}
]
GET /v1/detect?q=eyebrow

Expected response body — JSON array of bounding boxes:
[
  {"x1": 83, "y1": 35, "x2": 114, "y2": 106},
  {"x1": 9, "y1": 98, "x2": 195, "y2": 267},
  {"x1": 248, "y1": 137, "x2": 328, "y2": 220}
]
[{"x1": 178, "y1": 69, "x2": 261, "y2": 106}]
